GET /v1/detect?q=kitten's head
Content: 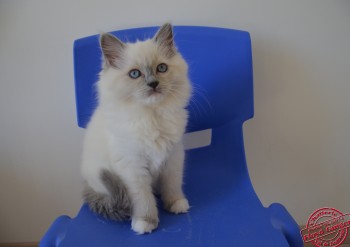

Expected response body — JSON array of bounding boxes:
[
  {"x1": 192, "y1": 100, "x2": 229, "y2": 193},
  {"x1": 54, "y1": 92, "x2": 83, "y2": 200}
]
[{"x1": 98, "y1": 23, "x2": 191, "y2": 107}]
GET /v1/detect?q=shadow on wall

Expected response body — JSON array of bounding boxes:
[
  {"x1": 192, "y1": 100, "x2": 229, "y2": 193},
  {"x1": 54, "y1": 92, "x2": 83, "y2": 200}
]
[{"x1": 245, "y1": 36, "x2": 338, "y2": 223}]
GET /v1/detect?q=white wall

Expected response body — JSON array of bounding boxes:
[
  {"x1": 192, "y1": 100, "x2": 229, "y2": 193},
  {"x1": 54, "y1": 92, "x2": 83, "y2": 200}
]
[{"x1": 0, "y1": 0, "x2": 349, "y2": 242}]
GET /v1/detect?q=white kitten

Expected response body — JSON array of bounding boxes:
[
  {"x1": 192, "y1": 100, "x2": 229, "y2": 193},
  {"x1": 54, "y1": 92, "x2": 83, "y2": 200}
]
[{"x1": 81, "y1": 23, "x2": 191, "y2": 234}]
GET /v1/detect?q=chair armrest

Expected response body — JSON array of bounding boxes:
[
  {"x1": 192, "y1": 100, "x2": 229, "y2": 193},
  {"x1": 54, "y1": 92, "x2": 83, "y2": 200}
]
[
  {"x1": 39, "y1": 215, "x2": 71, "y2": 247},
  {"x1": 268, "y1": 203, "x2": 303, "y2": 247}
]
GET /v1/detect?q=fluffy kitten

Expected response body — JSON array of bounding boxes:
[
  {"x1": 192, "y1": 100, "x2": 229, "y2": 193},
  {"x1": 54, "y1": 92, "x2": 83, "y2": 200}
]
[{"x1": 81, "y1": 23, "x2": 191, "y2": 234}]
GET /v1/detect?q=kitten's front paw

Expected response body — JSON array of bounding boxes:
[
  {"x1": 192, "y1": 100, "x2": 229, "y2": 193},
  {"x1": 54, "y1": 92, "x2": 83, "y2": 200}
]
[
  {"x1": 166, "y1": 198, "x2": 190, "y2": 214},
  {"x1": 131, "y1": 217, "x2": 159, "y2": 234}
]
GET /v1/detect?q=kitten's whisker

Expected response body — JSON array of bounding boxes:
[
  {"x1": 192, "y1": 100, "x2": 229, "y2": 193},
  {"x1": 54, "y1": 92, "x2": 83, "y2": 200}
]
[
  {"x1": 188, "y1": 86, "x2": 213, "y2": 120},
  {"x1": 189, "y1": 97, "x2": 204, "y2": 120},
  {"x1": 170, "y1": 86, "x2": 200, "y2": 119},
  {"x1": 167, "y1": 86, "x2": 207, "y2": 120},
  {"x1": 192, "y1": 83, "x2": 214, "y2": 113},
  {"x1": 167, "y1": 88, "x2": 201, "y2": 120},
  {"x1": 193, "y1": 91, "x2": 213, "y2": 114}
]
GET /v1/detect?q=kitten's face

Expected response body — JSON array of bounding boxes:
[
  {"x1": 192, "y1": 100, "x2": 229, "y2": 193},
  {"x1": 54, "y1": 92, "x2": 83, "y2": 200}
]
[{"x1": 99, "y1": 24, "x2": 190, "y2": 107}]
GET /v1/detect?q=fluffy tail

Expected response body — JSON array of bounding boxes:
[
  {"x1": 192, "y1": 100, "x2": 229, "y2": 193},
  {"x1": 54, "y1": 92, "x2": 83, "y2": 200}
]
[{"x1": 83, "y1": 169, "x2": 131, "y2": 221}]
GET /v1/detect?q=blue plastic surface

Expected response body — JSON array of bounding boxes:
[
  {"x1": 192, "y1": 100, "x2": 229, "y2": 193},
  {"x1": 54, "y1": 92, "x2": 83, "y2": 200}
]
[{"x1": 40, "y1": 26, "x2": 303, "y2": 247}]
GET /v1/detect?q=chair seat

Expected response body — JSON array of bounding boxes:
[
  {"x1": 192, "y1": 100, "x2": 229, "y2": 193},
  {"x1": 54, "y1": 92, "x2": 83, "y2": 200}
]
[{"x1": 41, "y1": 126, "x2": 301, "y2": 247}]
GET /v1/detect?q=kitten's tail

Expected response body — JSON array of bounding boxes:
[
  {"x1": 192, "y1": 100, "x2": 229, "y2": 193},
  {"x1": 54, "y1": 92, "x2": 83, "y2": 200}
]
[{"x1": 83, "y1": 169, "x2": 131, "y2": 221}]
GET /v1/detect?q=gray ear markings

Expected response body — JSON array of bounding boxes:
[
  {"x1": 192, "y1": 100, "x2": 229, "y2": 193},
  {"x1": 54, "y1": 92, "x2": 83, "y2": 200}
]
[
  {"x1": 153, "y1": 23, "x2": 176, "y2": 58},
  {"x1": 100, "y1": 33, "x2": 125, "y2": 68}
]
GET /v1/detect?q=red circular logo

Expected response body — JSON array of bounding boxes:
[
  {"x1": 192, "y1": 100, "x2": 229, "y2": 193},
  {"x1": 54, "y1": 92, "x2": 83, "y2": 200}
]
[{"x1": 301, "y1": 207, "x2": 350, "y2": 247}]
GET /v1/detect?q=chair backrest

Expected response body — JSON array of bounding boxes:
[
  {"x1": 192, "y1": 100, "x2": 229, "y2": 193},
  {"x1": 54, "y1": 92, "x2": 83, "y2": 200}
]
[{"x1": 74, "y1": 26, "x2": 254, "y2": 131}]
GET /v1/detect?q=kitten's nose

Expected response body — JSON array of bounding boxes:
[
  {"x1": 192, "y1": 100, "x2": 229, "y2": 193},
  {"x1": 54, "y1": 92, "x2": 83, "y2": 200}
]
[{"x1": 147, "y1": 81, "x2": 159, "y2": 89}]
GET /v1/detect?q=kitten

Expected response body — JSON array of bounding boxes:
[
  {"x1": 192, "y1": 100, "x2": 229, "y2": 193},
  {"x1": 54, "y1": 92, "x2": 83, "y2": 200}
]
[{"x1": 81, "y1": 23, "x2": 191, "y2": 234}]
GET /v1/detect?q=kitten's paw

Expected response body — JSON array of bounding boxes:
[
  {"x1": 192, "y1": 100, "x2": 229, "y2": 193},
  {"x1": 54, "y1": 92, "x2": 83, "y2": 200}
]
[
  {"x1": 131, "y1": 217, "x2": 159, "y2": 234},
  {"x1": 167, "y1": 198, "x2": 190, "y2": 214}
]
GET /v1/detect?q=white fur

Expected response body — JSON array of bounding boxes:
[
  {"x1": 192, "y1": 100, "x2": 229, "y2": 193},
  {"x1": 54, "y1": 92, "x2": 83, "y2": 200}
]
[{"x1": 81, "y1": 34, "x2": 191, "y2": 234}]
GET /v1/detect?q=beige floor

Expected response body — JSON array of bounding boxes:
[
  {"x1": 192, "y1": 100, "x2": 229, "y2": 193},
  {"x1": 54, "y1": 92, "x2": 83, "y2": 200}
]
[
  {"x1": 304, "y1": 243, "x2": 350, "y2": 247},
  {"x1": 0, "y1": 241, "x2": 350, "y2": 247},
  {"x1": 0, "y1": 231, "x2": 349, "y2": 247},
  {"x1": 0, "y1": 243, "x2": 38, "y2": 247}
]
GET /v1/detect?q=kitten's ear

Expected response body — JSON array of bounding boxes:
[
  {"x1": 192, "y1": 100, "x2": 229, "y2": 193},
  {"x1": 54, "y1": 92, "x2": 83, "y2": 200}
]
[
  {"x1": 100, "y1": 33, "x2": 125, "y2": 68},
  {"x1": 153, "y1": 23, "x2": 176, "y2": 57}
]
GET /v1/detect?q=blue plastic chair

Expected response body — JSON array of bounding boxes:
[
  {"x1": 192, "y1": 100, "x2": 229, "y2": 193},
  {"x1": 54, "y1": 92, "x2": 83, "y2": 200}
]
[{"x1": 40, "y1": 26, "x2": 303, "y2": 247}]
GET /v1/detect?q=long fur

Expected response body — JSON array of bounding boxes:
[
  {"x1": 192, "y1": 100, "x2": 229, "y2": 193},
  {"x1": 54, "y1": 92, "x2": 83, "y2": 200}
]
[
  {"x1": 83, "y1": 169, "x2": 130, "y2": 220},
  {"x1": 81, "y1": 23, "x2": 191, "y2": 234}
]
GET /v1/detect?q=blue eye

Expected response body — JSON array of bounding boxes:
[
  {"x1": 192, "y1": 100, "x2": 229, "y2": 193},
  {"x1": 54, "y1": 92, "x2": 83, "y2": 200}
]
[
  {"x1": 129, "y1": 69, "x2": 141, "y2": 79},
  {"x1": 157, "y1": 63, "x2": 168, "y2": 73}
]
